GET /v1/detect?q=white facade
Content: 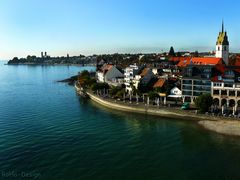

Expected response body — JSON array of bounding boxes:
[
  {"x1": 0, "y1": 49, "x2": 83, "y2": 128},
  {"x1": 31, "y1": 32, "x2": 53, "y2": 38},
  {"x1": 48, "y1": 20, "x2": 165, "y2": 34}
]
[
  {"x1": 132, "y1": 75, "x2": 141, "y2": 90},
  {"x1": 97, "y1": 72, "x2": 105, "y2": 83},
  {"x1": 216, "y1": 45, "x2": 229, "y2": 65},
  {"x1": 124, "y1": 65, "x2": 140, "y2": 93},
  {"x1": 152, "y1": 68, "x2": 158, "y2": 75},
  {"x1": 97, "y1": 65, "x2": 124, "y2": 85},
  {"x1": 212, "y1": 81, "x2": 240, "y2": 108},
  {"x1": 168, "y1": 87, "x2": 182, "y2": 98}
]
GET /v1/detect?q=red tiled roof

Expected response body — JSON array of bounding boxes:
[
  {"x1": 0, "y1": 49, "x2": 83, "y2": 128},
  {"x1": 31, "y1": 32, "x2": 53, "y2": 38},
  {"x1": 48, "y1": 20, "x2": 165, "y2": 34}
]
[
  {"x1": 153, "y1": 79, "x2": 166, "y2": 88},
  {"x1": 215, "y1": 64, "x2": 225, "y2": 74},
  {"x1": 234, "y1": 60, "x2": 240, "y2": 66},
  {"x1": 177, "y1": 57, "x2": 222, "y2": 67},
  {"x1": 140, "y1": 68, "x2": 149, "y2": 77},
  {"x1": 101, "y1": 64, "x2": 113, "y2": 74},
  {"x1": 211, "y1": 65, "x2": 224, "y2": 82},
  {"x1": 212, "y1": 64, "x2": 240, "y2": 81},
  {"x1": 169, "y1": 57, "x2": 191, "y2": 62}
]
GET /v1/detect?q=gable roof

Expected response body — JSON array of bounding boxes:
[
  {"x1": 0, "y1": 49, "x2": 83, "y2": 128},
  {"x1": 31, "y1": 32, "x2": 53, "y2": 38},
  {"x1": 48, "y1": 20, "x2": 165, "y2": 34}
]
[
  {"x1": 169, "y1": 57, "x2": 191, "y2": 62},
  {"x1": 101, "y1": 64, "x2": 113, "y2": 74},
  {"x1": 177, "y1": 57, "x2": 222, "y2": 67},
  {"x1": 153, "y1": 79, "x2": 166, "y2": 88},
  {"x1": 105, "y1": 66, "x2": 124, "y2": 79},
  {"x1": 140, "y1": 68, "x2": 150, "y2": 77},
  {"x1": 212, "y1": 64, "x2": 240, "y2": 82}
]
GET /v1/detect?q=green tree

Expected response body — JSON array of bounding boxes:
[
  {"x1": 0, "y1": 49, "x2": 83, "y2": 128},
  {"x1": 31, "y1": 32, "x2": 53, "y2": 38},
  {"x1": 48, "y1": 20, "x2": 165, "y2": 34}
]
[
  {"x1": 91, "y1": 83, "x2": 109, "y2": 92},
  {"x1": 194, "y1": 93, "x2": 213, "y2": 113},
  {"x1": 80, "y1": 70, "x2": 90, "y2": 77},
  {"x1": 168, "y1": 46, "x2": 175, "y2": 57},
  {"x1": 154, "y1": 86, "x2": 167, "y2": 93},
  {"x1": 176, "y1": 52, "x2": 182, "y2": 57},
  {"x1": 116, "y1": 89, "x2": 125, "y2": 98},
  {"x1": 194, "y1": 51, "x2": 199, "y2": 57},
  {"x1": 109, "y1": 86, "x2": 122, "y2": 97},
  {"x1": 148, "y1": 92, "x2": 159, "y2": 100}
]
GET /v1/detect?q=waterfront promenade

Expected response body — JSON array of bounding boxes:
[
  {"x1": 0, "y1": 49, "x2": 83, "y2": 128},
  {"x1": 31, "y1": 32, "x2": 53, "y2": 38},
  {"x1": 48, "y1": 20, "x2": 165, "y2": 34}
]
[
  {"x1": 86, "y1": 90, "x2": 201, "y2": 121},
  {"x1": 83, "y1": 90, "x2": 240, "y2": 137}
]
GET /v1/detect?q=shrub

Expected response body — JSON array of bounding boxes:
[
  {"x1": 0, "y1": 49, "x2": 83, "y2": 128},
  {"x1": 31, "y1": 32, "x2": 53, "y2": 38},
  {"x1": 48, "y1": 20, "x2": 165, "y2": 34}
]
[{"x1": 194, "y1": 93, "x2": 213, "y2": 113}]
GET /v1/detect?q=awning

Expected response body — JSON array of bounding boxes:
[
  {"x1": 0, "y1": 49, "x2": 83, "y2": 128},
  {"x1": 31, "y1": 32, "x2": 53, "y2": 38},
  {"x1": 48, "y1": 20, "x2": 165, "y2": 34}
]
[{"x1": 168, "y1": 95, "x2": 182, "y2": 98}]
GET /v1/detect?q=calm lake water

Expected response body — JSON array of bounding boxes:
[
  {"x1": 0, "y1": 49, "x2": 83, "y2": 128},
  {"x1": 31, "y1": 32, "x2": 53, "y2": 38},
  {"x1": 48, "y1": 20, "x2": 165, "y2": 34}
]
[{"x1": 1, "y1": 61, "x2": 240, "y2": 180}]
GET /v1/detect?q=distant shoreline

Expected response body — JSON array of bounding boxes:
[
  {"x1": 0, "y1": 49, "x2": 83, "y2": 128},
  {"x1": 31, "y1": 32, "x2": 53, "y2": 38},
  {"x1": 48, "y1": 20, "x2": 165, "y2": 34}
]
[
  {"x1": 6, "y1": 63, "x2": 96, "y2": 66},
  {"x1": 81, "y1": 90, "x2": 240, "y2": 137}
]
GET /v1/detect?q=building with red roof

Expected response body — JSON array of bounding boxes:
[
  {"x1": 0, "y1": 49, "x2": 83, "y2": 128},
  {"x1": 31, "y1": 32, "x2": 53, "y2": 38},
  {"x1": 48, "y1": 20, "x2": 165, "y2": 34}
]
[
  {"x1": 177, "y1": 57, "x2": 223, "y2": 67},
  {"x1": 96, "y1": 64, "x2": 124, "y2": 85},
  {"x1": 153, "y1": 78, "x2": 166, "y2": 89}
]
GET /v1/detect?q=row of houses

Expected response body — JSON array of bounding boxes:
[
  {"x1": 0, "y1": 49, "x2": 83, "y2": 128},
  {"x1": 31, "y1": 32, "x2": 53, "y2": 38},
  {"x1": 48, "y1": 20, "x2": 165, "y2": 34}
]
[
  {"x1": 96, "y1": 61, "x2": 240, "y2": 108},
  {"x1": 95, "y1": 22, "x2": 240, "y2": 108},
  {"x1": 96, "y1": 62, "x2": 182, "y2": 100}
]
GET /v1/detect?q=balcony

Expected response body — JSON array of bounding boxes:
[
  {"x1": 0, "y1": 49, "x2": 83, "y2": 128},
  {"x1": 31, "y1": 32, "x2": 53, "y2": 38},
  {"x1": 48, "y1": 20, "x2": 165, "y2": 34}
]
[
  {"x1": 193, "y1": 81, "x2": 211, "y2": 86},
  {"x1": 193, "y1": 86, "x2": 211, "y2": 92},
  {"x1": 193, "y1": 92, "x2": 203, "y2": 96},
  {"x1": 182, "y1": 80, "x2": 192, "y2": 85},
  {"x1": 183, "y1": 91, "x2": 192, "y2": 96},
  {"x1": 182, "y1": 85, "x2": 192, "y2": 90}
]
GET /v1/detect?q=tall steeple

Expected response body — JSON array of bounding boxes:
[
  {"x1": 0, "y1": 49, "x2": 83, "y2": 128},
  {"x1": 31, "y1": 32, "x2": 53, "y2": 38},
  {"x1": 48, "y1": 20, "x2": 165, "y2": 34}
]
[
  {"x1": 216, "y1": 21, "x2": 229, "y2": 65},
  {"x1": 216, "y1": 22, "x2": 229, "y2": 46},
  {"x1": 222, "y1": 20, "x2": 224, "y2": 33}
]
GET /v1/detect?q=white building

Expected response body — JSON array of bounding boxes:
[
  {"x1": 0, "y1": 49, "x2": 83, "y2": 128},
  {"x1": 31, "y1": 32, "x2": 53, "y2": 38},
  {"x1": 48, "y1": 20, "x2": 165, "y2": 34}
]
[
  {"x1": 96, "y1": 71, "x2": 105, "y2": 83},
  {"x1": 124, "y1": 64, "x2": 141, "y2": 93},
  {"x1": 212, "y1": 76, "x2": 240, "y2": 108},
  {"x1": 97, "y1": 64, "x2": 124, "y2": 86},
  {"x1": 105, "y1": 66, "x2": 124, "y2": 86},
  {"x1": 168, "y1": 87, "x2": 182, "y2": 98}
]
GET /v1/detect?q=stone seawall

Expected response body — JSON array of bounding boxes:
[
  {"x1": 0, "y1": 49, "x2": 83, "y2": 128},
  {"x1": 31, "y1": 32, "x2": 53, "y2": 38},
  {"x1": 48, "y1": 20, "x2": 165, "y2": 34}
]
[
  {"x1": 87, "y1": 92, "x2": 206, "y2": 121},
  {"x1": 85, "y1": 91, "x2": 240, "y2": 137}
]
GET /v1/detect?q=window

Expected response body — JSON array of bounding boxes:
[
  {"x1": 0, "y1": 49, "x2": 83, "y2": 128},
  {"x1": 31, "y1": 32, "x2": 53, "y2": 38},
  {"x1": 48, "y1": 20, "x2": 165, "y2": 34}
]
[
  {"x1": 229, "y1": 91, "x2": 236, "y2": 97},
  {"x1": 225, "y1": 70, "x2": 234, "y2": 76},
  {"x1": 214, "y1": 83, "x2": 222, "y2": 87},
  {"x1": 224, "y1": 83, "x2": 233, "y2": 88},
  {"x1": 218, "y1": 76, "x2": 222, "y2": 81},
  {"x1": 224, "y1": 46, "x2": 227, "y2": 51},
  {"x1": 213, "y1": 90, "x2": 220, "y2": 95},
  {"x1": 218, "y1": 46, "x2": 220, "y2": 51}
]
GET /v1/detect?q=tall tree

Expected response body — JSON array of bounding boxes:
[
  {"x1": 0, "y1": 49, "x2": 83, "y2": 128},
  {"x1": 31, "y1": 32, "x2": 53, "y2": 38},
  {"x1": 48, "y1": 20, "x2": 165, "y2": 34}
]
[
  {"x1": 194, "y1": 93, "x2": 213, "y2": 113},
  {"x1": 168, "y1": 46, "x2": 175, "y2": 57},
  {"x1": 194, "y1": 51, "x2": 199, "y2": 57}
]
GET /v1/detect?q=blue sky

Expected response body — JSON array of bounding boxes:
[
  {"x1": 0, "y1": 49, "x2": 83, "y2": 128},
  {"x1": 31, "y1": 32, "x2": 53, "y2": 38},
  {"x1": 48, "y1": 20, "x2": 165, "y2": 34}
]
[{"x1": 0, "y1": 0, "x2": 239, "y2": 59}]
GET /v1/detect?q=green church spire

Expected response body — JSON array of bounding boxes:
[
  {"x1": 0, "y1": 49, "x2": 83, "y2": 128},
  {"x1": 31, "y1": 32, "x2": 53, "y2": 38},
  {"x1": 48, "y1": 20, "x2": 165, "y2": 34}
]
[{"x1": 216, "y1": 21, "x2": 229, "y2": 45}]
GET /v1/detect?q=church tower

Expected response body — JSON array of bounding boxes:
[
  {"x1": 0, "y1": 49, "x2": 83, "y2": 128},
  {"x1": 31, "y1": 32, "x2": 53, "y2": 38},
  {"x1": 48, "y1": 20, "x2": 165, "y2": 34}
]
[{"x1": 216, "y1": 21, "x2": 229, "y2": 65}]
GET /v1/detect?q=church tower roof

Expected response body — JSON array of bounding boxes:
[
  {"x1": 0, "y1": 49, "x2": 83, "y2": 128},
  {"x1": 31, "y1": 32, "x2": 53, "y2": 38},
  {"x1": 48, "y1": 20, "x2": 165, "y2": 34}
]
[{"x1": 216, "y1": 21, "x2": 229, "y2": 45}]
